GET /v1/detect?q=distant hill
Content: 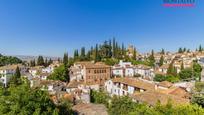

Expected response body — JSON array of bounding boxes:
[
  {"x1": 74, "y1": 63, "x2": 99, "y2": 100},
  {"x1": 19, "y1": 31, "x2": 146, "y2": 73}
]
[
  {"x1": 0, "y1": 54, "x2": 22, "y2": 66},
  {"x1": 11, "y1": 55, "x2": 61, "y2": 62}
]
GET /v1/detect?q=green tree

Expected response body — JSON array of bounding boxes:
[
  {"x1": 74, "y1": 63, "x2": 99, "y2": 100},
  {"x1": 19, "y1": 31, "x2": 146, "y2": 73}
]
[
  {"x1": 30, "y1": 59, "x2": 36, "y2": 67},
  {"x1": 199, "y1": 45, "x2": 202, "y2": 52},
  {"x1": 133, "y1": 47, "x2": 136, "y2": 60},
  {"x1": 0, "y1": 80, "x2": 73, "y2": 115},
  {"x1": 179, "y1": 68, "x2": 193, "y2": 80},
  {"x1": 159, "y1": 55, "x2": 164, "y2": 66},
  {"x1": 74, "y1": 49, "x2": 79, "y2": 60},
  {"x1": 95, "y1": 44, "x2": 101, "y2": 62},
  {"x1": 112, "y1": 37, "x2": 116, "y2": 58},
  {"x1": 80, "y1": 47, "x2": 86, "y2": 60},
  {"x1": 48, "y1": 65, "x2": 67, "y2": 81},
  {"x1": 48, "y1": 58, "x2": 53, "y2": 65},
  {"x1": 44, "y1": 58, "x2": 48, "y2": 67},
  {"x1": 90, "y1": 90, "x2": 109, "y2": 107},
  {"x1": 0, "y1": 55, "x2": 22, "y2": 67},
  {"x1": 181, "y1": 61, "x2": 184, "y2": 70},
  {"x1": 153, "y1": 74, "x2": 166, "y2": 82},
  {"x1": 148, "y1": 50, "x2": 155, "y2": 67},
  {"x1": 109, "y1": 96, "x2": 136, "y2": 115},
  {"x1": 178, "y1": 47, "x2": 183, "y2": 53},
  {"x1": 37, "y1": 56, "x2": 44, "y2": 66},
  {"x1": 10, "y1": 66, "x2": 21, "y2": 86},
  {"x1": 63, "y1": 53, "x2": 68, "y2": 66},
  {"x1": 161, "y1": 48, "x2": 165, "y2": 54},
  {"x1": 167, "y1": 61, "x2": 177, "y2": 76},
  {"x1": 165, "y1": 75, "x2": 179, "y2": 83}
]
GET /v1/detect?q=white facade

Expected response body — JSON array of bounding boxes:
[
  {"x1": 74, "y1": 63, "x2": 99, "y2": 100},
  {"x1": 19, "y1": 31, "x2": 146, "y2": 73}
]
[
  {"x1": 42, "y1": 66, "x2": 53, "y2": 73},
  {"x1": 112, "y1": 60, "x2": 134, "y2": 77},
  {"x1": 29, "y1": 69, "x2": 38, "y2": 76},
  {"x1": 0, "y1": 65, "x2": 27, "y2": 87},
  {"x1": 134, "y1": 65, "x2": 154, "y2": 79},
  {"x1": 105, "y1": 79, "x2": 148, "y2": 96}
]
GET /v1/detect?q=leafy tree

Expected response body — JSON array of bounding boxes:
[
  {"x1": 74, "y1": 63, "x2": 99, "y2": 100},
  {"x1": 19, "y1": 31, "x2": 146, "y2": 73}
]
[
  {"x1": 191, "y1": 94, "x2": 204, "y2": 107},
  {"x1": 165, "y1": 75, "x2": 179, "y2": 83},
  {"x1": 49, "y1": 65, "x2": 67, "y2": 81},
  {"x1": 90, "y1": 90, "x2": 109, "y2": 107},
  {"x1": 103, "y1": 58, "x2": 119, "y2": 66},
  {"x1": 193, "y1": 62, "x2": 202, "y2": 80},
  {"x1": 109, "y1": 96, "x2": 136, "y2": 115},
  {"x1": 10, "y1": 66, "x2": 21, "y2": 86},
  {"x1": 167, "y1": 61, "x2": 177, "y2": 76},
  {"x1": 192, "y1": 82, "x2": 204, "y2": 107},
  {"x1": 179, "y1": 68, "x2": 193, "y2": 80},
  {"x1": 0, "y1": 55, "x2": 22, "y2": 66},
  {"x1": 154, "y1": 74, "x2": 166, "y2": 82},
  {"x1": 0, "y1": 80, "x2": 73, "y2": 115}
]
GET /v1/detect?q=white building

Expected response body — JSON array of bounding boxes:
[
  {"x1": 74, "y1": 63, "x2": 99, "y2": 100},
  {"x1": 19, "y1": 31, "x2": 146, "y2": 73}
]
[
  {"x1": 42, "y1": 66, "x2": 53, "y2": 73},
  {"x1": 29, "y1": 66, "x2": 43, "y2": 76},
  {"x1": 105, "y1": 77, "x2": 155, "y2": 96},
  {"x1": 112, "y1": 60, "x2": 134, "y2": 77},
  {"x1": 134, "y1": 64, "x2": 154, "y2": 80},
  {"x1": 0, "y1": 64, "x2": 27, "y2": 87}
]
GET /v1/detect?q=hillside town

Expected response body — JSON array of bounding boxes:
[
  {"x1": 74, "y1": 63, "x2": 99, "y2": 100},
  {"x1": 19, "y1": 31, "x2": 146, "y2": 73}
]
[{"x1": 1, "y1": 43, "x2": 204, "y2": 114}]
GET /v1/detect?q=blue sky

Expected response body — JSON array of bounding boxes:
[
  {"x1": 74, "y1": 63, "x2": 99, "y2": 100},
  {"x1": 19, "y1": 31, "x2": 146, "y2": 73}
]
[{"x1": 0, "y1": 0, "x2": 204, "y2": 57}]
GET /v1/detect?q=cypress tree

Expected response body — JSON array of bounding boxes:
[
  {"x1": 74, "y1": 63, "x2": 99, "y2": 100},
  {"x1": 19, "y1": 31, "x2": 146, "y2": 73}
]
[
  {"x1": 167, "y1": 61, "x2": 177, "y2": 76},
  {"x1": 199, "y1": 45, "x2": 202, "y2": 52},
  {"x1": 148, "y1": 50, "x2": 155, "y2": 67},
  {"x1": 122, "y1": 43, "x2": 125, "y2": 56},
  {"x1": 108, "y1": 39, "x2": 112, "y2": 58},
  {"x1": 133, "y1": 47, "x2": 136, "y2": 60},
  {"x1": 181, "y1": 61, "x2": 184, "y2": 70},
  {"x1": 12, "y1": 66, "x2": 21, "y2": 85},
  {"x1": 63, "y1": 52, "x2": 69, "y2": 82},
  {"x1": 161, "y1": 48, "x2": 165, "y2": 55},
  {"x1": 95, "y1": 44, "x2": 101, "y2": 62},
  {"x1": 112, "y1": 37, "x2": 116, "y2": 58},
  {"x1": 159, "y1": 55, "x2": 164, "y2": 66},
  {"x1": 178, "y1": 47, "x2": 183, "y2": 53},
  {"x1": 63, "y1": 53, "x2": 68, "y2": 66},
  {"x1": 80, "y1": 47, "x2": 86, "y2": 60},
  {"x1": 44, "y1": 58, "x2": 48, "y2": 67},
  {"x1": 48, "y1": 58, "x2": 53, "y2": 65},
  {"x1": 74, "y1": 49, "x2": 79, "y2": 60},
  {"x1": 37, "y1": 56, "x2": 44, "y2": 66}
]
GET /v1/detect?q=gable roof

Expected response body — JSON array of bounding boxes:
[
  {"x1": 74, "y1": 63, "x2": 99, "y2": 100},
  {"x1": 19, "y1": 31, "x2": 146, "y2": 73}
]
[
  {"x1": 131, "y1": 90, "x2": 189, "y2": 106},
  {"x1": 112, "y1": 77, "x2": 155, "y2": 90}
]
